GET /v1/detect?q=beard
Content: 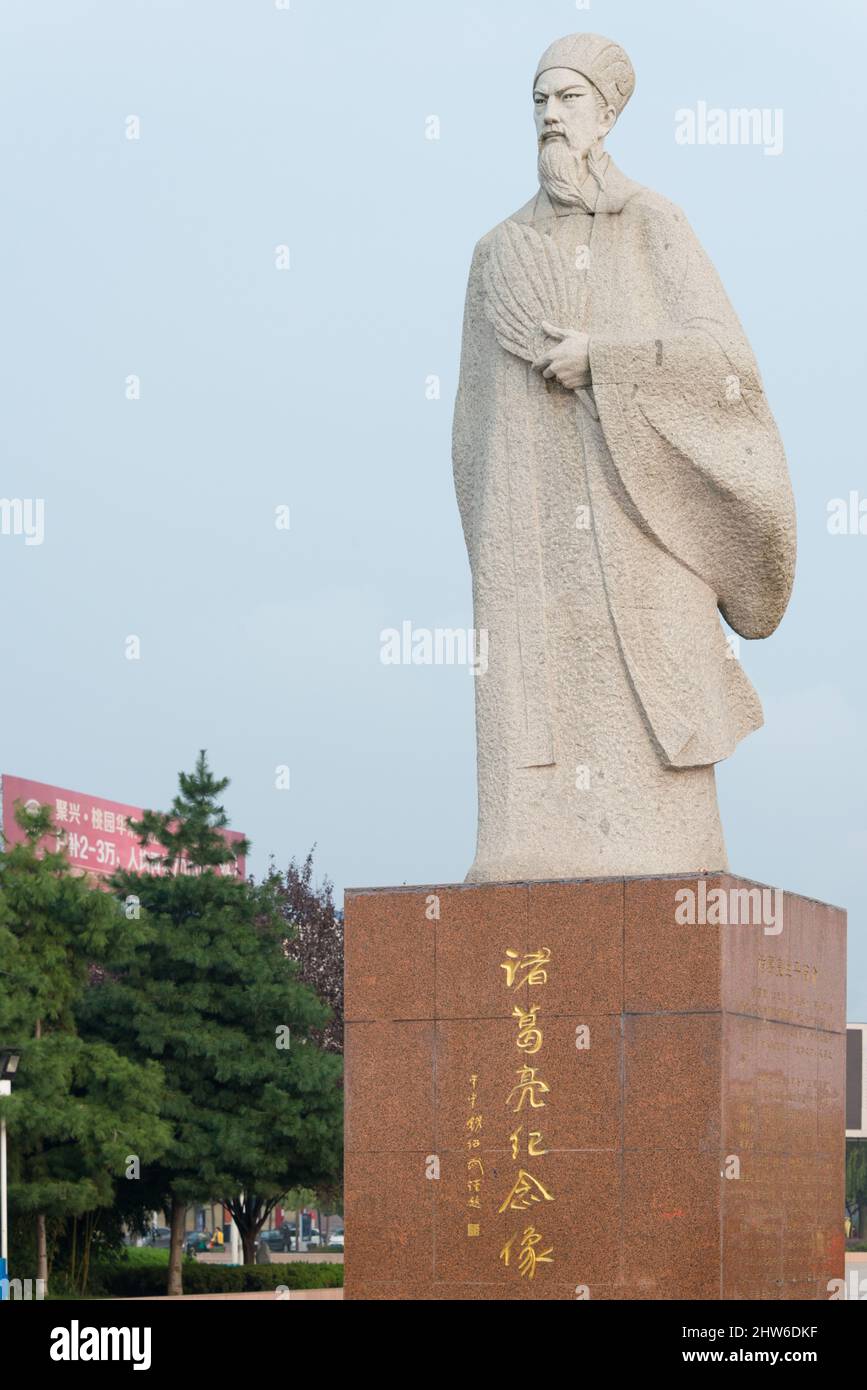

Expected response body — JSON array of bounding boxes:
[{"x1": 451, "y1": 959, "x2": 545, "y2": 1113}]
[{"x1": 538, "y1": 135, "x2": 604, "y2": 211}]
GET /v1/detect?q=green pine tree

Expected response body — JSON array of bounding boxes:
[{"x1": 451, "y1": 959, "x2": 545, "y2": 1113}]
[
  {"x1": 0, "y1": 803, "x2": 168, "y2": 1293},
  {"x1": 80, "y1": 753, "x2": 343, "y2": 1295}
]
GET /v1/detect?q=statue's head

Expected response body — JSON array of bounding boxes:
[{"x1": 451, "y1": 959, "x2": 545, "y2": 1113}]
[{"x1": 533, "y1": 33, "x2": 635, "y2": 204}]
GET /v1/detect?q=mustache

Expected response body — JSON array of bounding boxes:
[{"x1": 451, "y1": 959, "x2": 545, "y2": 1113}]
[{"x1": 539, "y1": 128, "x2": 567, "y2": 143}]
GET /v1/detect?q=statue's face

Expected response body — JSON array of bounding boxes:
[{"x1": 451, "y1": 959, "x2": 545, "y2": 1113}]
[{"x1": 533, "y1": 67, "x2": 614, "y2": 158}]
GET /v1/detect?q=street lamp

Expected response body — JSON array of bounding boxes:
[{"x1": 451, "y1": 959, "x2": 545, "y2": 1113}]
[
  {"x1": 0, "y1": 1050, "x2": 21, "y2": 1295},
  {"x1": 0, "y1": 1052, "x2": 20, "y2": 1080}
]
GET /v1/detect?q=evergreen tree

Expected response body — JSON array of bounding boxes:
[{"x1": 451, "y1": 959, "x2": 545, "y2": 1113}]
[
  {"x1": 0, "y1": 804, "x2": 168, "y2": 1292},
  {"x1": 81, "y1": 753, "x2": 343, "y2": 1294}
]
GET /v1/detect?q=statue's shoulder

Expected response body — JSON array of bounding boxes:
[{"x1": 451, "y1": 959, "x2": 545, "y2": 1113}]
[
  {"x1": 615, "y1": 182, "x2": 695, "y2": 241},
  {"x1": 467, "y1": 183, "x2": 697, "y2": 267},
  {"x1": 471, "y1": 195, "x2": 541, "y2": 260}
]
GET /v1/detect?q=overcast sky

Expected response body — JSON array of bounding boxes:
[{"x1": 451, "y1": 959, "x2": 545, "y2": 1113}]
[{"x1": 1, "y1": 0, "x2": 864, "y2": 1015}]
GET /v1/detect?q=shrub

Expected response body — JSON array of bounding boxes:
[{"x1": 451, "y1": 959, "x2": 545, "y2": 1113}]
[
  {"x1": 240, "y1": 1263, "x2": 343, "y2": 1292},
  {"x1": 117, "y1": 1247, "x2": 175, "y2": 1268},
  {"x1": 91, "y1": 1257, "x2": 343, "y2": 1298},
  {"x1": 89, "y1": 1258, "x2": 199, "y2": 1299}
]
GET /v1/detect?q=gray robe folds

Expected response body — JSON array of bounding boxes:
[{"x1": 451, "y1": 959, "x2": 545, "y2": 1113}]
[{"x1": 452, "y1": 160, "x2": 795, "y2": 882}]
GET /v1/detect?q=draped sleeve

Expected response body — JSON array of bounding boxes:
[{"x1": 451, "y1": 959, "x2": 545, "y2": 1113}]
[{"x1": 588, "y1": 193, "x2": 796, "y2": 640}]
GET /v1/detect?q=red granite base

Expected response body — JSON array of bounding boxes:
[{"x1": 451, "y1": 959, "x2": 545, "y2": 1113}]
[{"x1": 343, "y1": 875, "x2": 846, "y2": 1301}]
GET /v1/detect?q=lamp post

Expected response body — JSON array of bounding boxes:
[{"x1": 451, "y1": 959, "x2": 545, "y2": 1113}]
[{"x1": 0, "y1": 1050, "x2": 21, "y2": 1297}]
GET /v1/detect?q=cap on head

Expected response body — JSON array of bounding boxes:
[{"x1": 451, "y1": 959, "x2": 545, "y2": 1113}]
[{"x1": 534, "y1": 32, "x2": 635, "y2": 117}]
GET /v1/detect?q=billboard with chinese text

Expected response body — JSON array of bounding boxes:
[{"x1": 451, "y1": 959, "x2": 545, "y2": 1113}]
[{"x1": 0, "y1": 774, "x2": 246, "y2": 881}]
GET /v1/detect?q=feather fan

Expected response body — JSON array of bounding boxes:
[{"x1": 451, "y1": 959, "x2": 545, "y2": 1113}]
[{"x1": 482, "y1": 220, "x2": 584, "y2": 366}]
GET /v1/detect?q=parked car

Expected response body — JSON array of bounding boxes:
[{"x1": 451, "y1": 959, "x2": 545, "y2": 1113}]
[
  {"x1": 328, "y1": 1229, "x2": 344, "y2": 1250},
  {"x1": 260, "y1": 1228, "x2": 290, "y2": 1252}
]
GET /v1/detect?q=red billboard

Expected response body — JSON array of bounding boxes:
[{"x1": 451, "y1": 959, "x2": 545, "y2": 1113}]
[{"x1": 0, "y1": 774, "x2": 246, "y2": 881}]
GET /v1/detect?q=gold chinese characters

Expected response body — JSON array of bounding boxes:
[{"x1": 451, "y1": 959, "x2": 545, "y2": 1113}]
[{"x1": 498, "y1": 947, "x2": 555, "y2": 1280}]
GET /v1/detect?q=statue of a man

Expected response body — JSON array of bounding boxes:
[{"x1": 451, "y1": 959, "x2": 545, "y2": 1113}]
[{"x1": 453, "y1": 33, "x2": 796, "y2": 883}]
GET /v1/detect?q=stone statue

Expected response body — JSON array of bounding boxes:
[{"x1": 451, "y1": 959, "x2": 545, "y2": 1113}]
[{"x1": 452, "y1": 33, "x2": 796, "y2": 883}]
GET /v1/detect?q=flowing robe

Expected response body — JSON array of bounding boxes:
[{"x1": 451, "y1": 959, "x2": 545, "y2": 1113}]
[{"x1": 452, "y1": 161, "x2": 795, "y2": 882}]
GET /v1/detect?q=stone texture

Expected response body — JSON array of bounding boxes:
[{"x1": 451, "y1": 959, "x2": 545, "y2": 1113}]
[
  {"x1": 435, "y1": 884, "x2": 530, "y2": 1019},
  {"x1": 344, "y1": 875, "x2": 845, "y2": 1301},
  {"x1": 528, "y1": 879, "x2": 623, "y2": 1014},
  {"x1": 343, "y1": 887, "x2": 435, "y2": 1022},
  {"x1": 344, "y1": 1021, "x2": 435, "y2": 1153},
  {"x1": 624, "y1": 1014, "x2": 722, "y2": 1151},
  {"x1": 452, "y1": 32, "x2": 796, "y2": 883}
]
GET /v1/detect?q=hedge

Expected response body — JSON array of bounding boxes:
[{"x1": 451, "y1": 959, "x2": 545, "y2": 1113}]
[{"x1": 92, "y1": 1258, "x2": 343, "y2": 1298}]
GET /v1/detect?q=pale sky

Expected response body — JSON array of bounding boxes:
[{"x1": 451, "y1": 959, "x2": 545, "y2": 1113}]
[{"x1": 1, "y1": 0, "x2": 864, "y2": 1014}]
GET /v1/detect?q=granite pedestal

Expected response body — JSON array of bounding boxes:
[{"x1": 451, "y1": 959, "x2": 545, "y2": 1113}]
[{"x1": 344, "y1": 875, "x2": 846, "y2": 1300}]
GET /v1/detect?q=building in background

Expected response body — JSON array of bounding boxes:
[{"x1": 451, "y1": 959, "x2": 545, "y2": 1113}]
[
  {"x1": 846, "y1": 1023, "x2": 867, "y2": 1240},
  {"x1": 848, "y1": 1024, "x2": 867, "y2": 1139}
]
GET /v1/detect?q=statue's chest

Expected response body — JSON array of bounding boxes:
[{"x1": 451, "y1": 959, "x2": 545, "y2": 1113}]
[
  {"x1": 533, "y1": 211, "x2": 595, "y2": 323},
  {"x1": 534, "y1": 212, "x2": 594, "y2": 260}
]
